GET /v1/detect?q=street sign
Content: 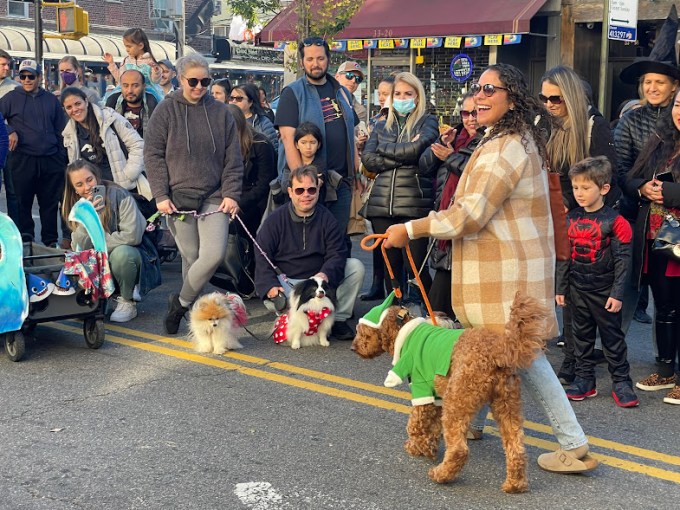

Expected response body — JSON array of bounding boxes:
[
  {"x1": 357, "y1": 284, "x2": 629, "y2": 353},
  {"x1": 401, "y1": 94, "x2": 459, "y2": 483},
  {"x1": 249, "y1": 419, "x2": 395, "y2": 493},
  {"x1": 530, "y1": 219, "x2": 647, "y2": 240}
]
[{"x1": 609, "y1": 0, "x2": 638, "y2": 41}]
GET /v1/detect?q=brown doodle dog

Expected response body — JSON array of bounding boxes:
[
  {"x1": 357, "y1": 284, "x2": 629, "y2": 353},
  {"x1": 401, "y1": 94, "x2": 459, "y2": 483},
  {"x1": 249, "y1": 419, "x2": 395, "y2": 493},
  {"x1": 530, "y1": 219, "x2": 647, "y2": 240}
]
[{"x1": 351, "y1": 292, "x2": 549, "y2": 493}]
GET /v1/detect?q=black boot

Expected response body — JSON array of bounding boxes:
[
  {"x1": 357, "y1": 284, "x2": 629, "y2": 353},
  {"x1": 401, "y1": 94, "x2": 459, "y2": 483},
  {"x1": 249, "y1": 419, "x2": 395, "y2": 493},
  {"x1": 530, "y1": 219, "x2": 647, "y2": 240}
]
[
  {"x1": 165, "y1": 293, "x2": 189, "y2": 335},
  {"x1": 360, "y1": 250, "x2": 386, "y2": 301}
]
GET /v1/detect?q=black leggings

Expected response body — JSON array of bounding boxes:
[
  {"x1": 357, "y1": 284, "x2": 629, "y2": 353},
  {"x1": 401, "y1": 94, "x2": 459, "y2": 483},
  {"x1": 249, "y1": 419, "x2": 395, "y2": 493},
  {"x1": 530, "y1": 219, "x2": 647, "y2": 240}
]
[{"x1": 370, "y1": 217, "x2": 432, "y2": 298}]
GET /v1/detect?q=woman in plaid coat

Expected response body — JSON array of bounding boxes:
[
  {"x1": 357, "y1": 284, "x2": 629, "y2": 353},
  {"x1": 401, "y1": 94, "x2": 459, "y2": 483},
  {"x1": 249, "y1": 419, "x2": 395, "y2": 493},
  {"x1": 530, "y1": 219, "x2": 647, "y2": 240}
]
[{"x1": 384, "y1": 64, "x2": 598, "y2": 474}]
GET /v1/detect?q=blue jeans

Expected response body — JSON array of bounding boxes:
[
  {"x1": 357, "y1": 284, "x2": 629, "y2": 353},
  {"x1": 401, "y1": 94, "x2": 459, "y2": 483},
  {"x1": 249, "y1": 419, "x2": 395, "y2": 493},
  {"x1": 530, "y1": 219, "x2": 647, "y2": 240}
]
[
  {"x1": 471, "y1": 354, "x2": 588, "y2": 450},
  {"x1": 325, "y1": 181, "x2": 352, "y2": 250}
]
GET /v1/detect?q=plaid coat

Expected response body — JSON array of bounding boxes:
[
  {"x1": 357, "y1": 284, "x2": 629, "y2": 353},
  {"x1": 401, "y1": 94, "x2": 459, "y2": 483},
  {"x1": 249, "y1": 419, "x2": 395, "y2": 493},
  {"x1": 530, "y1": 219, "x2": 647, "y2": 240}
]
[{"x1": 408, "y1": 132, "x2": 558, "y2": 337}]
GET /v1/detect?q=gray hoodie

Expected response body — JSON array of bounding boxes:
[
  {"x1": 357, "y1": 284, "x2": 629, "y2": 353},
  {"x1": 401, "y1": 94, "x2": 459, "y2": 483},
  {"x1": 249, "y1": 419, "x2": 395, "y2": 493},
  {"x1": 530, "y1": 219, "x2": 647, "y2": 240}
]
[
  {"x1": 0, "y1": 77, "x2": 18, "y2": 99},
  {"x1": 143, "y1": 89, "x2": 243, "y2": 204}
]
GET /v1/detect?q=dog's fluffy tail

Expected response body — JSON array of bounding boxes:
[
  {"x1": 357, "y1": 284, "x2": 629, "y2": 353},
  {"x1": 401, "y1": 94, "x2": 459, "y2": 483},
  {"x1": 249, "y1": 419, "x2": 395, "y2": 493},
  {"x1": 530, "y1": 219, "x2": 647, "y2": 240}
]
[{"x1": 495, "y1": 292, "x2": 550, "y2": 370}]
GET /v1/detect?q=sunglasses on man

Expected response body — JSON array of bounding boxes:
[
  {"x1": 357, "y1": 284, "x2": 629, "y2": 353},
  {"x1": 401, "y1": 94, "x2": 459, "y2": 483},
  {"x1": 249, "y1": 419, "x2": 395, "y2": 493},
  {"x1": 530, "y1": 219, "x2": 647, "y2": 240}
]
[
  {"x1": 538, "y1": 93, "x2": 564, "y2": 105},
  {"x1": 344, "y1": 72, "x2": 363, "y2": 84},
  {"x1": 19, "y1": 74, "x2": 36, "y2": 81},
  {"x1": 184, "y1": 76, "x2": 212, "y2": 88},
  {"x1": 470, "y1": 82, "x2": 509, "y2": 97},
  {"x1": 293, "y1": 186, "x2": 318, "y2": 196}
]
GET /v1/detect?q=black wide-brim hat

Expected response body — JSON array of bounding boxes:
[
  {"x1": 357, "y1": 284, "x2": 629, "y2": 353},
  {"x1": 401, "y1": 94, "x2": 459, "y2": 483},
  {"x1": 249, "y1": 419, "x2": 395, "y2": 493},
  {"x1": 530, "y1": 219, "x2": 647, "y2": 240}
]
[
  {"x1": 620, "y1": 59, "x2": 680, "y2": 84},
  {"x1": 620, "y1": 4, "x2": 680, "y2": 84}
]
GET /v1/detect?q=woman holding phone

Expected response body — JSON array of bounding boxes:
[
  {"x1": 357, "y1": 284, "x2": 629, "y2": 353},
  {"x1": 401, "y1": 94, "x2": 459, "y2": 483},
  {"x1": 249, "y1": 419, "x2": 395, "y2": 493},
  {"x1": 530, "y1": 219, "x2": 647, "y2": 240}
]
[{"x1": 62, "y1": 159, "x2": 159, "y2": 323}]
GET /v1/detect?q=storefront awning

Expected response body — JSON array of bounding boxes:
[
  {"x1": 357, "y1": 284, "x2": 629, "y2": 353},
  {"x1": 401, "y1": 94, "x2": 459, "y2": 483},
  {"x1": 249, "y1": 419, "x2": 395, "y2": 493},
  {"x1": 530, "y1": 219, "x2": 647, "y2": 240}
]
[
  {"x1": 260, "y1": 0, "x2": 548, "y2": 42},
  {"x1": 0, "y1": 27, "x2": 181, "y2": 63}
]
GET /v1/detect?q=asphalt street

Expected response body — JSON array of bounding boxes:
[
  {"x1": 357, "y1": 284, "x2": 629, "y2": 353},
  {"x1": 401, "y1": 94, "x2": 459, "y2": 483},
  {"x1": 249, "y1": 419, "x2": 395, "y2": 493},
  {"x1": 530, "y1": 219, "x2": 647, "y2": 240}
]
[{"x1": 0, "y1": 195, "x2": 678, "y2": 509}]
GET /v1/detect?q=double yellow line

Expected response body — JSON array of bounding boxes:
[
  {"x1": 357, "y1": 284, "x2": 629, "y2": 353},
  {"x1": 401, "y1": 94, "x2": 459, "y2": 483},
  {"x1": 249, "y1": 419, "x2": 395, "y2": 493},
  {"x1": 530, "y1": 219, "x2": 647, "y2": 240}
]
[{"x1": 48, "y1": 321, "x2": 680, "y2": 484}]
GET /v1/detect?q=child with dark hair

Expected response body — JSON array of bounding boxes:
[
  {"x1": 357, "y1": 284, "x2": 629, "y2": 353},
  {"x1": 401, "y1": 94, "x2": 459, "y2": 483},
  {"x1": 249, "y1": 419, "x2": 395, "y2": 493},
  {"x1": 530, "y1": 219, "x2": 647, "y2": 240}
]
[
  {"x1": 103, "y1": 27, "x2": 164, "y2": 101},
  {"x1": 556, "y1": 155, "x2": 639, "y2": 407}
]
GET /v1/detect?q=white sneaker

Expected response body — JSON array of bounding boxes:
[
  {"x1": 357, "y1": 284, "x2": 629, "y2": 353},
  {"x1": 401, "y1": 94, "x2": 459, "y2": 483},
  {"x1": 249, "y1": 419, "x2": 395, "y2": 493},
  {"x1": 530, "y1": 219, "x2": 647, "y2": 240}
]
[
  {"x1": 110, "y1": 297, "x2": 137, "y2": 323},
  {"x1": 132, "y1": 284, "x2": 142, "y2": 302}
]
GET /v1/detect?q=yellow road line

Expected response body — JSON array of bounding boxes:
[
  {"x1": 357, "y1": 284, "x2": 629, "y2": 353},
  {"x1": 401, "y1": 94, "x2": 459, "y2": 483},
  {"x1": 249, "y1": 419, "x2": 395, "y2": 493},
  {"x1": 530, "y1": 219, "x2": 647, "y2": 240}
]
[
  {"x1": 51, "y1": 323, "x2": 411, "y2": 414},
  {"x1": 49, "y1": 322, "x2": 680, "y2": 476}
]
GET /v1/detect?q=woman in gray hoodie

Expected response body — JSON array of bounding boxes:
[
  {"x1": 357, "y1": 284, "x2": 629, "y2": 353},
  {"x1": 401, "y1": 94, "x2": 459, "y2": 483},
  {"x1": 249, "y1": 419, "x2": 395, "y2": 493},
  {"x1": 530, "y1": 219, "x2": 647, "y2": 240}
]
[{"x1": 144, "y1": 54, "x2": 244, "y2": 334}]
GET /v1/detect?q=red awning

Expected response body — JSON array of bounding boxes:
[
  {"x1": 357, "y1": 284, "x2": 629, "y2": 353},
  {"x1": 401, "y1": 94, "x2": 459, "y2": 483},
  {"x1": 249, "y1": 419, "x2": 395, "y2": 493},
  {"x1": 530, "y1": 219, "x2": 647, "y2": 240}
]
[
  {"x1": 259, "y1": 1, "x2": 303, "y2": 44},
  {"x1": 260, "y1": 0, "x2": 547, "y2": 43}
]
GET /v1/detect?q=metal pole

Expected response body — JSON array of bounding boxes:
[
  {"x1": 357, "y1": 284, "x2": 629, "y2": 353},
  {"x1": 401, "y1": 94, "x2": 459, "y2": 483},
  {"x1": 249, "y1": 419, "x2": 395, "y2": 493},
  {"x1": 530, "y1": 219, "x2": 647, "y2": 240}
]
[
  {"x1": 175, "y1": 0, "x2": 185, "y2": 58},
  {"x1": 598, "y1": 0, "x2": 610, "y2": 115},
  {"x1": 34, "y1": 0, "x2": 43, "y2": 68}
]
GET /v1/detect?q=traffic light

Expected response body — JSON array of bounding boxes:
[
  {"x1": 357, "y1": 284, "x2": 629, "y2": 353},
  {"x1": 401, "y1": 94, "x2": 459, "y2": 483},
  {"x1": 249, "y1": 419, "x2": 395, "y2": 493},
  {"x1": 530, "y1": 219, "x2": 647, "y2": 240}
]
[{"x1": 56, "y1": 5, "x2": 89, "y2": 37}]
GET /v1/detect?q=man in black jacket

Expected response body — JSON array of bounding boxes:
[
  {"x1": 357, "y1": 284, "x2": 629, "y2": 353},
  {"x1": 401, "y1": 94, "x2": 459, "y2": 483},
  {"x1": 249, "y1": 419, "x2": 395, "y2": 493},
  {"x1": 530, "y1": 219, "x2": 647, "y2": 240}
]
[
  {"x1": 0, "y1": 59, "x2": 67, "y2": 246},
  {"x1": 105, "y1": 69, "x2": 158, "y2": 139},
  {"x1": 254, "y1": 165, "x2": 365, "y2": 340}
]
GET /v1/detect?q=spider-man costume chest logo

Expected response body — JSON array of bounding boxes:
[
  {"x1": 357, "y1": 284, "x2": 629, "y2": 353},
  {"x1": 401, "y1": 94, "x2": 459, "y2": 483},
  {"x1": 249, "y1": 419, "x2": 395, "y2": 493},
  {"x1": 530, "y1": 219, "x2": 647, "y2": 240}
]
[{"x1": 568, "y1": 217, "x2": 610, "y2": 263}]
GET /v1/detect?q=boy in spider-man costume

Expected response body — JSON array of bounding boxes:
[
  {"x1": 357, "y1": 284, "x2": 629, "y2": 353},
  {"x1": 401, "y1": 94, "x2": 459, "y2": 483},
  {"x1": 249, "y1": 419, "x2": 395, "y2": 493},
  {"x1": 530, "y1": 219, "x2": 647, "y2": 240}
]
[{"x1": 556, "y1": 156, "x2": 639, "y2": 407}]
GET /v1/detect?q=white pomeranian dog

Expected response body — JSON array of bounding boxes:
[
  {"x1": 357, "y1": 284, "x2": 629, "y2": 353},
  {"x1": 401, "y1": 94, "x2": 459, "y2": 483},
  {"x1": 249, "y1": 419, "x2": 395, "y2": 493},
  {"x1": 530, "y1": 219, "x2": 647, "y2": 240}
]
[
  {"x1": 272, "y1": 277, "x2": 336, "y2": 349},
  {"x1": 188, "y1": 292, "x2": 247, "y2": 354}
]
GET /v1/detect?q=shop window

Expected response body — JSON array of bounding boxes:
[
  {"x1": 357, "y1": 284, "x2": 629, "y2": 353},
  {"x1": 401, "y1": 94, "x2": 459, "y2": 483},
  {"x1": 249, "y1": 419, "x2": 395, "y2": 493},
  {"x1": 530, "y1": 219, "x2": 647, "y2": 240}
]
[{"x1": 7, "y1": 0, "x2": 29, "y2": 18}]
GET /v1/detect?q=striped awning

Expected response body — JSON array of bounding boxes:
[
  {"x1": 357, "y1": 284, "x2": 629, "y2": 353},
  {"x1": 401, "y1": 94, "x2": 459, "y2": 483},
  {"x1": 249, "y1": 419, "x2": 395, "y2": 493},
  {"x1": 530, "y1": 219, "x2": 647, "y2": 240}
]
[{"x1": 0, "y1": 26, "x2": 181, "y2": 63}]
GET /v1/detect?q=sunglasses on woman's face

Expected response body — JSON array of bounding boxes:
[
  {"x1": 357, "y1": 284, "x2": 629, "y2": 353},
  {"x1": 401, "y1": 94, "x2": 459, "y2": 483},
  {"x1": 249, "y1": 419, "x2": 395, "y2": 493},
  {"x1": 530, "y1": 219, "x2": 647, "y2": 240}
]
[
  {"x1": 293, "y1": 186, "x2": 318, "y2": 196},
  {"x1": 460, "y1": 109, "x2": 477, "y2": 119},
  {"x1": 538, "y1": 93, "x2": 564, "y2": 105},
  {"x1": 229, "y1": 95, "x2": 246, "y2": 102},
  {"x1": 184, "y1": 77, "x2": 212, "y2": 88},
  {"x1": 470, "y1": 82, "x2": 509, "y2": 97}
]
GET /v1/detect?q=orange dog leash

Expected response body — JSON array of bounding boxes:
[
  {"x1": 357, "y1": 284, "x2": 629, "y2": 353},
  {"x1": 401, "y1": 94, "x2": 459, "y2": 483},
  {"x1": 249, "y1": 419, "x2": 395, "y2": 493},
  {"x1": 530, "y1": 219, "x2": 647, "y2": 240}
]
[{"x1": 361, "y1": 233, "x2": 438, "y2": 326}]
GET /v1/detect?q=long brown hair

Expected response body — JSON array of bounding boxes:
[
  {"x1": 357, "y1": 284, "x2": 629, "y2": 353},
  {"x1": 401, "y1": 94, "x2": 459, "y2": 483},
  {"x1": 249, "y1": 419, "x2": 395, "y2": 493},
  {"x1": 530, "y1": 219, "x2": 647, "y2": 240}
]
[
  {"x1": 62, "y1": 160, "x2": 113, "y2": 233},
  {"x1": 227, "y1": 103, "x2": 254, "y2": 161},
  {"x1": 542, "y1": 65, "x2": 590, "y2": 174}
]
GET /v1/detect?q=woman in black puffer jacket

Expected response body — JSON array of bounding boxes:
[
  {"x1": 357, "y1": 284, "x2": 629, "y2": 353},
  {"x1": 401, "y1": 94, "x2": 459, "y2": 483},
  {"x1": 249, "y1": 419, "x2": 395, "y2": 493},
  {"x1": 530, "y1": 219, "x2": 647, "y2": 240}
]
[{"x1": 361, "y1": 72, "x2": 439, "y2": 297}]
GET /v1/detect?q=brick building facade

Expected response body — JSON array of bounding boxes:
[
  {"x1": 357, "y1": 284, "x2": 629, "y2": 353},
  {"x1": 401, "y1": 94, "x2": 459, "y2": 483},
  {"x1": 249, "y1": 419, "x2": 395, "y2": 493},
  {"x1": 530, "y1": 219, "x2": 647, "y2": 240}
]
[{"x1": 1, "y1": 0, "x2": 213, "y2": 53}]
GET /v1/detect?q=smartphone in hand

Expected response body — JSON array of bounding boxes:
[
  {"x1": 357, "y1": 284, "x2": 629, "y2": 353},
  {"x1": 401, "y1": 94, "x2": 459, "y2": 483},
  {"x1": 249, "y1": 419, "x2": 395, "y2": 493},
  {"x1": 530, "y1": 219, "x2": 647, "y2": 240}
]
[{"x1": 91, "y1": 184, "x2": 106, "y2": 211}]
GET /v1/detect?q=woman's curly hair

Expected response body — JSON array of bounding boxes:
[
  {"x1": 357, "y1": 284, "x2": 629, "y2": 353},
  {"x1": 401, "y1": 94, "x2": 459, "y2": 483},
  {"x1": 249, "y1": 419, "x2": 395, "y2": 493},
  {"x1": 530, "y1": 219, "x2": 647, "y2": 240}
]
[
  {"x1": 630, "y1": 88, "x2": 680, "y2": 181},
  {"x1": 480, "y1": 63, "x2": 551, "y2": 163}
]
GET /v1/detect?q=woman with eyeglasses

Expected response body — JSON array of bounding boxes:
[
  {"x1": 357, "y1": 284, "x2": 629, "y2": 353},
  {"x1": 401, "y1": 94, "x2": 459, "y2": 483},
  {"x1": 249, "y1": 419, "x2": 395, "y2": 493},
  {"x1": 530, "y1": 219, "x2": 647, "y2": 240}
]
[
  {"x1": 542, "y1": 65, "x2": 619, "y2": 212},
  {"x1": 383, "y1": 63, "x2": 597, "y2": 475},
  {"x1": 60, "y1": 86, "x2": 154, "y2": 217},
  {"x1": 361, "y1": 71, "x2": 439, "y2": 300},
  {"x1": 229, "y1": 83, "x2": 278, "y2": 152},
  {"x1": 144, "y1": 54, "x2": 244, "y2": 335},
  {"x1": 541, "y1": 65, "x2": 620, "y2": 385},
  {"x1": 417, "y1": 90, "x2": 483, "y2": 319},
  {"x1": 211, "y1": 78, "x2": 232, "y2": 104}
]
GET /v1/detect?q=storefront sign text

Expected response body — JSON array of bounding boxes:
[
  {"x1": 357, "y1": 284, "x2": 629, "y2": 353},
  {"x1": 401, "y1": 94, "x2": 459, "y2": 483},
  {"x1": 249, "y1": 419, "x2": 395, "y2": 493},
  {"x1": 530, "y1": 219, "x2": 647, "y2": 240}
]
[{"x1": 450, "y1": 54, "x2": 473, "y2": 82}]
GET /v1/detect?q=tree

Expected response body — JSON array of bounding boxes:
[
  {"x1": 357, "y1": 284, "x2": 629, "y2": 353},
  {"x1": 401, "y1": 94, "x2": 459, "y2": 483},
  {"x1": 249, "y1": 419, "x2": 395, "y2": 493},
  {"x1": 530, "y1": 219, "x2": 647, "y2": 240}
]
[
  {"x1": 231, "y1": 0, "x2": 282, "y2": 29},
  {"x1": 295, "y1": 0, "x2": 365, "y2": 39}
]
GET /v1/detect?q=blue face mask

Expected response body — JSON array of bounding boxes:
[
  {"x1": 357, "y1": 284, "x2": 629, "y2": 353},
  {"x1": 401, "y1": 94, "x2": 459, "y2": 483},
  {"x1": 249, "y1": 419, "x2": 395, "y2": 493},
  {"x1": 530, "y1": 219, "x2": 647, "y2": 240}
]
[{"x1": 392, "y1": 98, "x2": 416, "y2": 115}]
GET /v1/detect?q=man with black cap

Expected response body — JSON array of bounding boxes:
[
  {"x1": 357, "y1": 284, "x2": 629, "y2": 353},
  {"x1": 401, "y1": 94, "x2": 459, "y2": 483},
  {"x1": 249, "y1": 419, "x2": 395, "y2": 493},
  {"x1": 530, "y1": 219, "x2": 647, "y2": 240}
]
[
  {"x1": 0, "y1": 59, "x2": 67, "y2": 246},
  {"x1": 158, "y1": 59, "x2": 177, "y2": 95},
  {"x1": 613, "y1": 5, "x2": 680, "y2": 339}
]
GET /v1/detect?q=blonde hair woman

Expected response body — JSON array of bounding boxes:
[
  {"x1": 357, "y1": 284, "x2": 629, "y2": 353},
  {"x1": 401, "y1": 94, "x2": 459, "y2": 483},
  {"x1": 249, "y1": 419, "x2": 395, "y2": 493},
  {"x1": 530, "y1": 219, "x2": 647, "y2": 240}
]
[
  {"x1": 361, "y1": 71, "x2": 439, "y2": 297},
  {"x1": 542, "y1": 65, "x2": 619, "y2": 211}
]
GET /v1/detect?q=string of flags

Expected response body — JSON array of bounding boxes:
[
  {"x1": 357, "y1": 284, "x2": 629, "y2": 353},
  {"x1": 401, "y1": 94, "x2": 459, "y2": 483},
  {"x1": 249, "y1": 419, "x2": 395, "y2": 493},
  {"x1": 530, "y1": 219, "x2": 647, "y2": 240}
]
[{"x1": 272, "y1": 34, "x2": 522, "y2": 51}]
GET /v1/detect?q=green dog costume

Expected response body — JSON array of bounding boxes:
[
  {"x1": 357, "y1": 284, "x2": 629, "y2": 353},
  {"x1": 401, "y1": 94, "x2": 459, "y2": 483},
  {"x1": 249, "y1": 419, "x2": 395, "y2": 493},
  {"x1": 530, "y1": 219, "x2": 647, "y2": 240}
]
[{"x1": 359, "y1": 293, "x2": 465, "y2": 406}]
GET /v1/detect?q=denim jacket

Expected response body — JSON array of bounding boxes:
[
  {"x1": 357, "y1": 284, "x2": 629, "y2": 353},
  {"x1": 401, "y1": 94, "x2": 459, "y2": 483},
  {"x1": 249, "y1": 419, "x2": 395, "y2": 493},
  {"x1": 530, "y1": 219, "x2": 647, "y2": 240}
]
[{"x1": 276, "y1": 74, "x2": 355, "y2": 182}]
